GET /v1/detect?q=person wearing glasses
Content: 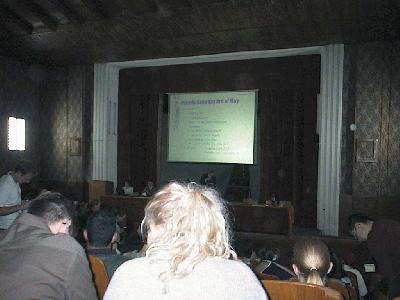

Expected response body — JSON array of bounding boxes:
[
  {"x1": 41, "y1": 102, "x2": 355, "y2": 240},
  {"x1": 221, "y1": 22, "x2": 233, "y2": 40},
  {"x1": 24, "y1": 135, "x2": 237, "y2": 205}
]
[{"x1": 348, "y1": 213, "x2": 400, "y2": 299}]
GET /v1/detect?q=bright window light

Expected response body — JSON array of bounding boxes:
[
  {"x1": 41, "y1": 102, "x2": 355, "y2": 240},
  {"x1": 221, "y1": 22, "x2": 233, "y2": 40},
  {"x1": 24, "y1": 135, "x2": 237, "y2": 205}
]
[{"x1": 8, "y1": 117, "x2": 25, "y2": 151}]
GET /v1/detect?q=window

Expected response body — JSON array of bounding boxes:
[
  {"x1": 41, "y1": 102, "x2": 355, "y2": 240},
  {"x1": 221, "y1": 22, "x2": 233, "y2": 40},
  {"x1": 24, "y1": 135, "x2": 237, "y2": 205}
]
[{"x1": 8, "y1": 117, "x2": 25, "y2": 151}]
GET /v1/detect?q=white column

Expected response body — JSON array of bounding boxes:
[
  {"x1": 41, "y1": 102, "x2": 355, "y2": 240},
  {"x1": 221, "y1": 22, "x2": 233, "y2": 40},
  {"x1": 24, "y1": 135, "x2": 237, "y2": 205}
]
[
  {"x1": 92, "y1": 64, "x2": 119, "y2": 191},
  {"x1": 317, "y1": 44, "x2": 344, "y2": 236}
]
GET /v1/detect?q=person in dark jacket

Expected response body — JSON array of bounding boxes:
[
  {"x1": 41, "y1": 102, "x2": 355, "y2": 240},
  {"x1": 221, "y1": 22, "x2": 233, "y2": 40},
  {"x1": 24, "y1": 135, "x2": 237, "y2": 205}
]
[
  {"x1": 84, "y1": 209, "x2": 130, "y2": 277},
  {"x1": 0, "y1": 193, "x2": 97, "y2": 300},
  {"x1": 349, "y1": 213, "x2": 400, "y2": 299}
]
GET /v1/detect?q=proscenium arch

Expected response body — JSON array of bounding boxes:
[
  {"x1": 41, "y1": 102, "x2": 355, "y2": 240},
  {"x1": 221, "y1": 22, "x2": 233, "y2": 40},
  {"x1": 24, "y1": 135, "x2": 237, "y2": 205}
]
[{"x1": 93, "y1": 44, "x2": 343, "y2": 236}]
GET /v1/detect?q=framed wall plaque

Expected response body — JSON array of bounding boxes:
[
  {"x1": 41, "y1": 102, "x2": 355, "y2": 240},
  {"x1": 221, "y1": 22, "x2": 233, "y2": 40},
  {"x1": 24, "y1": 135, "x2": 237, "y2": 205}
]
[
  {"x1": 69, "y1": 137, "x2": 81, "y2": 156},
  {"x1": 355, "y1": 138, "x2": 378, "y2": 162}
]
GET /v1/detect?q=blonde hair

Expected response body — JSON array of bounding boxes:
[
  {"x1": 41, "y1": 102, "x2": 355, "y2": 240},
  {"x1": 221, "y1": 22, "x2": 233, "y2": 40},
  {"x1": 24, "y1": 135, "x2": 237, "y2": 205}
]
[
  {"x1": 141, "y1": 181, "x2": 236, "y2": 287},
  {"x1": 293, "y1": 239, "x2": 331, "y2": 286}
]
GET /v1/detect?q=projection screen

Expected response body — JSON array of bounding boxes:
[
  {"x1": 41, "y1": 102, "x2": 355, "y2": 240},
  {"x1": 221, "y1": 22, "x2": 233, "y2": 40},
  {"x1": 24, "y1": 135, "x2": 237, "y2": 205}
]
[{"x1": 168, "y1": 90, "x2": 257, "y2": 164}]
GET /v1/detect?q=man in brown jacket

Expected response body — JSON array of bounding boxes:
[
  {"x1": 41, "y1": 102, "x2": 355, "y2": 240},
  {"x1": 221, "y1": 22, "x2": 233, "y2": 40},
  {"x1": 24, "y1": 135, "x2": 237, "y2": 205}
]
[{"x1": 0, "y1": 193, "x2": 97, "y2": 300}]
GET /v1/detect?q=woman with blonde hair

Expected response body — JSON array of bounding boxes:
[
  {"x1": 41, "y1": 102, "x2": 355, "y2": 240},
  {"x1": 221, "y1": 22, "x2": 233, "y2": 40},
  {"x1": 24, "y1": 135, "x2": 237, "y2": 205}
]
[
  {"x1": 292, "y1": 238, "x2": 333, "y2": 286},
  {"x1": 105, "y1": 182, "x2": 266, "y2": 299}
]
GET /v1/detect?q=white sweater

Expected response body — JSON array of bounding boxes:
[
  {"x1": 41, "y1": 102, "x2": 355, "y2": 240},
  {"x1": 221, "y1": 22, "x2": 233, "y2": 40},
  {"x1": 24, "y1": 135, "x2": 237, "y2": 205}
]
[{"x1": 104, "y1": 256, "x2": 267, "y2": 300}]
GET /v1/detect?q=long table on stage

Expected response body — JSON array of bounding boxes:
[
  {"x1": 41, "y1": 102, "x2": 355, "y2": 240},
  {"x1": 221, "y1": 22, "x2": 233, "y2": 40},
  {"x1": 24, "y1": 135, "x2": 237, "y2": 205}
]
[
  {"x1": 101, "y1": 195, "x2": 148, "y2": 230},
  {"x1": 227, "y1": 202, "x2": 293, "y2": 236},
  {"x1": 101, "y1": 195, "x2": 293, "y2": 235}
]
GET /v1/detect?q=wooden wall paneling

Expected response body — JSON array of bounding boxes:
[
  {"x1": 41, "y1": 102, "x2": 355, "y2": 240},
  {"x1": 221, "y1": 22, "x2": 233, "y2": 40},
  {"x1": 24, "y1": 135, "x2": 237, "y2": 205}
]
[
  {"x1": 386, "y1": 42, "x2": 400, "y2": 195},
  {"x1": 352, "y1": 43, "x2": 387, "y2": 197},
  {"x1": 346, "y1": 42, "x2": 400, "y2": 223},
  {"x1": 88, "y1": 180, "x2": 113, "y2": 201}
]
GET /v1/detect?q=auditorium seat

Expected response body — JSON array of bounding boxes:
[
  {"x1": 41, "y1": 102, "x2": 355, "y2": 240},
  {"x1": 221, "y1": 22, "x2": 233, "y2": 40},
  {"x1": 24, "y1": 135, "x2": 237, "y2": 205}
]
[
  {"x1": 256, "y1": 272, "x2": 280, "y2": 280},
  {"x1": 88, "y1": 255, "x2": 110, "y2": 299},
  {"x1": 326, "y1": 278, "x2": 358, "y2": 300},
  {"x1": 261, "y1": 279, "x2": 343, "y2": 300}
]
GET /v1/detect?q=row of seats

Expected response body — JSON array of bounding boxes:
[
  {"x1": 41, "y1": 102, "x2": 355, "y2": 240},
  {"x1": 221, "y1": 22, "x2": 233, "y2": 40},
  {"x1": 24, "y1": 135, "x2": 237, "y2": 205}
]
[
  {"x1": 261, "y1": 280, "x2": 342, "y2": 300},
  {"x1": 88, "y1": 254, "x2": 350, "y2": 300},
  {"x1": 88, "y1": 255, "x2": 110, "y2": 299}
]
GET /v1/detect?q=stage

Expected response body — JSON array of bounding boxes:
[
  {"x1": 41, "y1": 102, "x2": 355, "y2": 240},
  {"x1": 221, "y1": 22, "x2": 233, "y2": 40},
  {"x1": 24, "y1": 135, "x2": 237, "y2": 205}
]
[{"x1": 101, "y1": 195, "x2": 293, "y2": 236}]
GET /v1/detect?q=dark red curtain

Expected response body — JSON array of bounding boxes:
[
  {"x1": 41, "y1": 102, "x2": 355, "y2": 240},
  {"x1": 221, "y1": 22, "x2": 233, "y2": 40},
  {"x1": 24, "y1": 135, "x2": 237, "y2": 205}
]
[{"x1": 117, "y1": 94, "x2": 161, "y2": 194}]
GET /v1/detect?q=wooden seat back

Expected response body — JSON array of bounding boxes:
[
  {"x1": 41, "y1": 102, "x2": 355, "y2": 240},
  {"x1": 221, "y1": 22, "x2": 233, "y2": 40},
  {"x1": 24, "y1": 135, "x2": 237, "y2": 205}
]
[
  {"x1": 342, "y1": 271, "x2": 359, "y2": 299},
  {"x1": 256, "y1": 272, "x2": 280, "y2": 280},
  {"x1": 326, "y1": 279, "x2": 355, "y2": 300},
  {"x1": 261, "y1": 280, "x2": 343, "y2": 300},
  {"x1": 88, "y1": 255, "x2": 110, "y2": 299}
]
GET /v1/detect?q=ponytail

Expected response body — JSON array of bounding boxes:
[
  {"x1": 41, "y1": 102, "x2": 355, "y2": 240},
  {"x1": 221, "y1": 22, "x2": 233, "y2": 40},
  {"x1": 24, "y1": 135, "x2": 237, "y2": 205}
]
[
  {"x1": 293, "y1": 239, "x2": 331, "y2": 286},
  {"x1": 306, "y1": 269, "x2": 324, "y2": 286}
]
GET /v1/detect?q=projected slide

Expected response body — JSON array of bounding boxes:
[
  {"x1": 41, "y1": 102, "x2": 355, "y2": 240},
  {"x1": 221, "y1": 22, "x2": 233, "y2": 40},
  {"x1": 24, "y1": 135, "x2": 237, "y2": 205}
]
[{"x1": 168, "y1": 90, "x2": 257, "y2": 164}]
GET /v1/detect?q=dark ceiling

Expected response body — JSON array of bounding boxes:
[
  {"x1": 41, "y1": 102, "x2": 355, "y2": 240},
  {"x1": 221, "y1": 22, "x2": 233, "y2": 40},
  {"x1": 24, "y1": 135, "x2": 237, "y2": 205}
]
[{"x1": 0, "y1": 0, "x2": 399, "y2": 65}]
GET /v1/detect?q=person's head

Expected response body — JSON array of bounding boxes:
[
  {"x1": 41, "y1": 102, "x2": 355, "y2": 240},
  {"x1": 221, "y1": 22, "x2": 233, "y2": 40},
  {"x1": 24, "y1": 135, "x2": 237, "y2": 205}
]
[
  {"x1": 348, "y1": 213, "x2": 374, "y2": 241},
  {"x1": 84, "y1": 209, "x2": 117, "y2": 248},
  {"x1": 89, "y1": 198, "x2": 101, "y2": 212},
  {"x1": 141, "y1": 181, "x2": 236, "y2": 283},
  {"x1": 292, "y1": 239, "x2": 332, "y2": 286},
  {"x1": 28, "y1": 193, "x2": 74, "y2": 235},
  {"x1": 12, "y1": 160, "x2": 36, "y2": 184}
]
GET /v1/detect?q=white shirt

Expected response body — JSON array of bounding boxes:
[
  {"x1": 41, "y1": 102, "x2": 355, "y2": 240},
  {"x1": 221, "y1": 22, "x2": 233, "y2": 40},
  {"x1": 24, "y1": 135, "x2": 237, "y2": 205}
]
[
  {"x1": 0, "y1": 173, "x2": 22, "y2": 229},
  {"x1": 105, "y1": 256, "x2": 267, "y2": 300}
]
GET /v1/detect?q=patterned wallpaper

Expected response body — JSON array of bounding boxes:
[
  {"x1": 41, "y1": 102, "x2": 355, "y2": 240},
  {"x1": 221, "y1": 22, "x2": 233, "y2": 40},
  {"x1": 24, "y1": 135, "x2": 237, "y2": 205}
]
[
  {"x1": 40, "y1": 65, "x2": 93, "y2": 183},
  {"x1": 385, "y1": 42, "x2": 400, "y2": 194},
  {"x1": 0, "y1": 58, "x2": 92, "y2": 202},
  {"x1": 0, "y1": 57, "x2": 42, "y2": 175},
  {"x1": 340, "y1": 46, "x2": 355, "y2": 195},
  {"x1": 342, "y1": 42, "x2": 400, "y2": 197}
]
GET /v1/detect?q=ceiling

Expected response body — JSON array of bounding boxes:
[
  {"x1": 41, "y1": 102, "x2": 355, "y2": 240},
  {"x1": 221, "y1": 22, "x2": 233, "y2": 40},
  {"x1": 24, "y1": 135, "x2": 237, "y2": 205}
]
[{"x1": 0, "y1": 0, "x2": 399, "y2": 65}]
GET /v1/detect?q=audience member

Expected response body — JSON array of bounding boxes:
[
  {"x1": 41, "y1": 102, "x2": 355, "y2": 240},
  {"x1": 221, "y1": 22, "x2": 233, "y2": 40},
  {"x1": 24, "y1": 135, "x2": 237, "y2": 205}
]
[
  {"x1": 254, "y1": 249, "x2": 295, "y2": 280},
  {"x1": 0, "y1": 161, "x2": 36, "y2": 228},
  {"x1": 104, "y1": 182, "x2": 266, "y2": 299},
  {"x1": 141, "y1": 181, "x2": 155, "y2": 197},
  {"x1": 89, "y1": 198, "x2": 101, "y2": 213},
  {"x1": 327, "y1": 248, "x2": 352, "y2": 285},
  {"x1": 84, "y1": 209, "x2": 130, "y2": 277},
  {"x1": 77, "y1": 198, "x2": 101, "y2": 238},
  {"x1": 199, "y1": 170, "x2": 216, "y2": 188},
  {"x1": 349, "y1": 213, "x2": 400, "y2": 299},
  {"x1": 0, "y1": 193, "x2": 97, "y2": 300},
  {"x1": 292, "y1": 239, "x2": 333, "y2": 286}
]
